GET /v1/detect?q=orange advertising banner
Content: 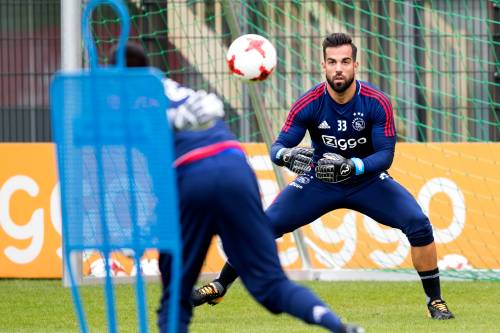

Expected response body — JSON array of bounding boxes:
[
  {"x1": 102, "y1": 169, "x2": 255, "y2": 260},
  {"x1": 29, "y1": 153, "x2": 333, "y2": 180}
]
[
  {"x1": 1, "y1": 144, "x2": 61, "y2": 277},
  {"x1": 202, "y1": 143, "x2": 500, "y2": 272},
  {"x1": 1, "y1": 143, "x2": 499, "y2": 278},
  {"x1": 388, "y1": 143, "x2": 500, "y2": 269}
]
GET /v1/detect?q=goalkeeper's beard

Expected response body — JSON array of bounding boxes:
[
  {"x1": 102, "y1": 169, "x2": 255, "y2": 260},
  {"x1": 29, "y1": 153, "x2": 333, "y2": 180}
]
[{"x1": 326, "y1": 74, "x2": 355, "y2": 93}]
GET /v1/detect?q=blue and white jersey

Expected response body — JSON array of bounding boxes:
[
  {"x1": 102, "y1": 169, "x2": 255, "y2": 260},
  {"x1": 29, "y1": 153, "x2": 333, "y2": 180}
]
[
  {"x1": 271, "y1": 80, "x2": 396, "y2": 176},
  {"x1": 163, "y1": 78, "x2": 242, "y2": 166}
]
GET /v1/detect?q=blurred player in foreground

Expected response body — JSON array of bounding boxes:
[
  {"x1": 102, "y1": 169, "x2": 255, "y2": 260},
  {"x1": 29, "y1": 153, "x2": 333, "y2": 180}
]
[
  {"x1": 112, "y1": 43, "x2": 364, "y2": 333},
  {"x1": 193, "y1": 32, "x2": 454, "y2": 320}
]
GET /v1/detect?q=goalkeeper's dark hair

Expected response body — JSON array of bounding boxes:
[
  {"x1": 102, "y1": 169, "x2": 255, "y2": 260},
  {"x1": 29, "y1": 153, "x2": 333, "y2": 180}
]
[
  {"x1": 322, "y1": 32, "x2": 357, "y2": 61},
  {"x1": 109, "y1": 42, "x2": 149, "y2": 67}
]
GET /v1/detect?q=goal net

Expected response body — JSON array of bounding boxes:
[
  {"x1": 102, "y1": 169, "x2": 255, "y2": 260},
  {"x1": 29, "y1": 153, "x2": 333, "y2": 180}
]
[{"x1": 81, "y1": 0, "x2": 500, "y2": 281}]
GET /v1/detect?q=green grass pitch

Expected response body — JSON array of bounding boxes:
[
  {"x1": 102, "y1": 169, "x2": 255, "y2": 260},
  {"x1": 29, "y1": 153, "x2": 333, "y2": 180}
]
[{"x1": 1, "y1": 279, "x2": 498, "y2": 332}]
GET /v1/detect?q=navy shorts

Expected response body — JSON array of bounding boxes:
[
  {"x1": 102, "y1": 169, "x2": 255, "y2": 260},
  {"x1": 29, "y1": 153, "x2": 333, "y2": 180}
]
[{"x1": 267, "y1": 172, "x2": 434, "y2": 247}]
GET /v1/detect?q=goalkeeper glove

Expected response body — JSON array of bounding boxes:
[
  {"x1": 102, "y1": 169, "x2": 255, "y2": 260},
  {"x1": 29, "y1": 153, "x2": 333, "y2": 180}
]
[
  {"x1": 315, "y1": 153, "x2": 364, "y2": 183},
  {"x1": 276, "y1": 147, "x2": 314, "y2": 174}
]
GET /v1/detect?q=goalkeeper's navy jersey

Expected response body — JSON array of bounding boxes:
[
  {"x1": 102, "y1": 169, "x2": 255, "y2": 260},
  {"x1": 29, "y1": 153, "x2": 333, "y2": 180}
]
[
  {"x1": 266, "y1": 80, "x2": 434, "y2": 247},
  {"x1": 271, "y1": 80, "x2": 396, "y2": 177}
]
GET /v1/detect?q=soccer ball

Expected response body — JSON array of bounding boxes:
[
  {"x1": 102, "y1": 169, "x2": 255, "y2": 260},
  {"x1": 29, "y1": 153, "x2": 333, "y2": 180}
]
[
  {"x1": 437, "y1": 254, "x2": 473, "y2": 270},
  {"x1": 130, "y1": 258, "x2": 160, "y2": 276},
  {"x1": 226, "y1": 34, "x2": 277, "y2": 81},
  {"x1": 89, "y1": 258, "x2": 128, "y2": 277}
]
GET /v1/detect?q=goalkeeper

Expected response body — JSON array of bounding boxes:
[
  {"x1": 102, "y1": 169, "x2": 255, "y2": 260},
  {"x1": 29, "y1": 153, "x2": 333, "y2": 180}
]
[
  {"x1": 192, "y1": 33, "x2": 454, "y2": 320},
  {"x1": 112, "y1": 43, "x2": 363, "y2": 333}
]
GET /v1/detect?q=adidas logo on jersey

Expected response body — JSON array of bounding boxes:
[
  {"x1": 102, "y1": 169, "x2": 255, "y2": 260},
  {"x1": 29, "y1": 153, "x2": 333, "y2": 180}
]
[{"x1": 318, "y1": 120, "x2": 330, "y2": 129}]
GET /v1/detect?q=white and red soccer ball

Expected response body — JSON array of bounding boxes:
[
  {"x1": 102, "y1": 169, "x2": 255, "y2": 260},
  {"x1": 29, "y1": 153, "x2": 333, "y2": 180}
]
[
  {"x1": 89, "y1": 258, "x2": 128, "y2": 277},
  {"x1": 438, "y1": 254, "x2": 473, "y2": 270},
  {"x1": 226, "y1": 34, "x2": 277, "y2": 81}
]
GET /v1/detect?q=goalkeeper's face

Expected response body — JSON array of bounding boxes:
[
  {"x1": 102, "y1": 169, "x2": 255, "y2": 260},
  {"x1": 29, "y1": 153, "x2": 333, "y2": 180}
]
[{"x1": 322, "y1": 45, "x2": 358, "y2": 94}]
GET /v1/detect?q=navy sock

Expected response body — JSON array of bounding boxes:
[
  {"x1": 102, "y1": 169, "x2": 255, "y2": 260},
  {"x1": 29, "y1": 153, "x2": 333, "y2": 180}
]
[
  {"x1": 216, "y1": 262, "x2": 239, "y2": 289},
  {"x1": 418, "y1": 268, "x2": 441, "y2": 302}
]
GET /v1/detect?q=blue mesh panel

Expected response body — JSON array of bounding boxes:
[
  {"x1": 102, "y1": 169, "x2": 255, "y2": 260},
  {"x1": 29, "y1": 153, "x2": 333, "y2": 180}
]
[{"x1": 51, "y1": 68, "x2": 179, "y2": 252}]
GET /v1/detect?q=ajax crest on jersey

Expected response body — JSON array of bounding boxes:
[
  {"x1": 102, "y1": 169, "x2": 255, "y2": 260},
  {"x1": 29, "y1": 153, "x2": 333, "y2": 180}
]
[
  {"x1": 226, "y1": 34, "x2": 277, "y2": 81},
  {"x1": 352, "y1": 112, "x2": 365, "y2": 131},
  {"x1": 352, "y1": 117, "x2": 365, "y2": 131}
]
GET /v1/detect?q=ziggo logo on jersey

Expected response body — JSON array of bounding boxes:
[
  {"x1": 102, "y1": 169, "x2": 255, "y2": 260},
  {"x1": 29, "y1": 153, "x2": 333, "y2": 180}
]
[{"x1": 321, "y1": 135, "x2": 367, "y2": 150}]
